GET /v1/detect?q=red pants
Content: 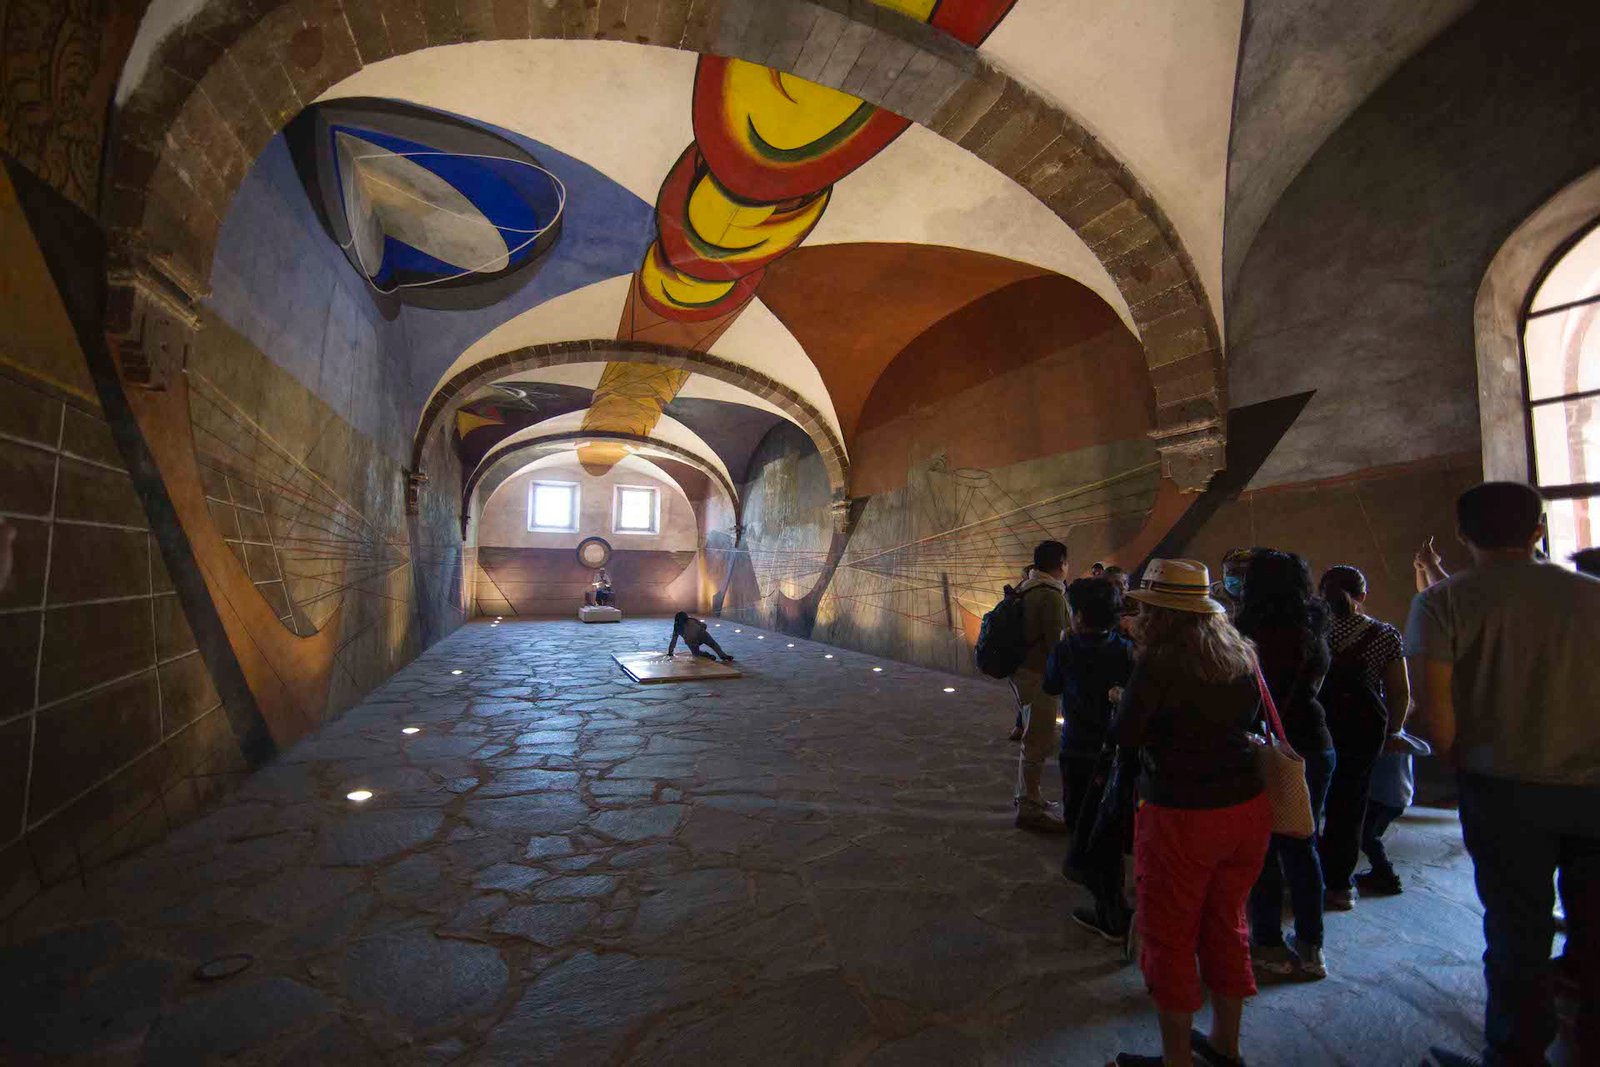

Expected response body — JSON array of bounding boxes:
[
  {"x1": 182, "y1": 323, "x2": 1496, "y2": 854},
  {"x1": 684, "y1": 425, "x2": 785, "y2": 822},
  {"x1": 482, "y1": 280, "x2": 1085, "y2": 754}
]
[{"x1": 1134, "y1": 793, "x2": 1272, "y2": 1013}]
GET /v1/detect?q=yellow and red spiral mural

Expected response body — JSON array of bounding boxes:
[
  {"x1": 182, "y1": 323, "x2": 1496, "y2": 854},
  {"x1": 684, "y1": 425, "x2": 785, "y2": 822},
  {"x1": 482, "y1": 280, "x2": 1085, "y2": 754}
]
[{"x1": 577, "y1": 0, "x2": 1018, "y2": 474}]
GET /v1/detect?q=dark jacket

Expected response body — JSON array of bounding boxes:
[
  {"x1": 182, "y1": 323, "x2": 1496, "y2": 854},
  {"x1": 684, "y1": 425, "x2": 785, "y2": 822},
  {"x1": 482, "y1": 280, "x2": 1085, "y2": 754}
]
[
  {"x1": 1044, "y1": 630, "x2": 1136, "y2": 754},
  {"x1": 1240, "y1": 621, "x2": 1332, "y2": 755},
  {"x1": 1110, "y1": 655, "x2": 1265, "y2": 810}
]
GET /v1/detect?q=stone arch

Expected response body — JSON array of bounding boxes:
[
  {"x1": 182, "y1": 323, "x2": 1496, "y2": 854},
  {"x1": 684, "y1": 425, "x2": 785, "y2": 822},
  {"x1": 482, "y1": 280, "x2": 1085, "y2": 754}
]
[
  {"x1": 467, "y1": 429, "x2": 741, "y2": 537},
  {"x1": 1475, "y1": 166, "x2": 1600, "y2": 482},
  {"x1": 415, "y1": 339, "x2": 848, "y2": 497},
  {"x1": 104, "y1": 0, "x2": 1227, "y2": 489}
]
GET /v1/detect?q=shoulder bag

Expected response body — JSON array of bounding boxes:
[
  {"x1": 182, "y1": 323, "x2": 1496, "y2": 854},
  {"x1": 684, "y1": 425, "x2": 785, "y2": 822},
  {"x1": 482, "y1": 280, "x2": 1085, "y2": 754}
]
[{"x1": 1254, "y1": 665, "x2": 1315, "y2": 839}]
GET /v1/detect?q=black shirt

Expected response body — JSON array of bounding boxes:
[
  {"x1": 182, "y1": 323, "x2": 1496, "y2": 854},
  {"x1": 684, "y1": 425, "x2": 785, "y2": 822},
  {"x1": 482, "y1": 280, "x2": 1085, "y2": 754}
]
[
  {"x1": 1242, "y1": 621, "x2": 1332, "y2": 755},
  {"x1": 1044, "y1": 630, "x2": 1136, "y2": 754},
  {"x1": 1110, "y1": 656, "x2": 1265, "y2": 810}
]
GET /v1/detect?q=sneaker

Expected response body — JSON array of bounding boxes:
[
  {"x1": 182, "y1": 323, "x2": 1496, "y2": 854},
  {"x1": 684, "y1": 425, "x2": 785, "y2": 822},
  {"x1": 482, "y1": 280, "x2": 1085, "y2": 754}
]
[
  {"x1": 1353, "y1": 868, "x2": 1403, "y2": 896},
  {"x1": 1287, "y1": 932, "x2": 1327, "y2": 979},
  {"x1": 1324, "y1": 887, "x2": 1356, "y2": 911},
  {"x1": 1190, "y1": 1029, "x2": 1246, "y2": 1067},
  {"x1": 1072, "y1": 906, "x2": 1129, "y2": 944},
  {"x1": 1250, "y1": 942, "x2": 1298, "y2": 975},
  {"x1": 1014, "y1": 803, "x2": 1068, "y2": 834}
]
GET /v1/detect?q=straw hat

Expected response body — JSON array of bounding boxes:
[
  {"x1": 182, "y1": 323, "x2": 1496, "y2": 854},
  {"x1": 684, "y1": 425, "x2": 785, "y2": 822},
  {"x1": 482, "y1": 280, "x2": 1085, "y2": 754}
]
[{"x1": 1128, "y1": 558, "x2": 1227, "y2": 614}]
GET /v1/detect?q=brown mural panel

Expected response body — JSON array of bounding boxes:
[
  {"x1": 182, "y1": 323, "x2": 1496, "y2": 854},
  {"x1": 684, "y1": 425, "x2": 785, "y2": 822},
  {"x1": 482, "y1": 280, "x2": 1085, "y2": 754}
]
[
  {"x1": 28, "y1": 671, "x2": 162, "y2": 820},
  {"x1": 476, "y1": 547, "x2": 698, "y2": 617},
  {"x1": 1181, "y1": 452, "x2": 1483, "y2": 627},
  {"x1": 38, "y1": 599, "x2": 155, "y2": 704},
  {"x1": 46, "y1": 524, "x2": 150, "y2": 604},
  {"x1": 757, "y1": 242, "x2": 1047, "y2": 443},
  {"x1": 849, "y1": 275, "x2": 1153, "y2": 497}
]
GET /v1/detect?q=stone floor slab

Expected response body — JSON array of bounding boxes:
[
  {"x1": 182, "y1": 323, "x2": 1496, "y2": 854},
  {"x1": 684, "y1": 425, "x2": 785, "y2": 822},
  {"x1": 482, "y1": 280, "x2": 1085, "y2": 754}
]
[{"x1": 0, "y1": 618, "x2": 1501, "y2": 1065}]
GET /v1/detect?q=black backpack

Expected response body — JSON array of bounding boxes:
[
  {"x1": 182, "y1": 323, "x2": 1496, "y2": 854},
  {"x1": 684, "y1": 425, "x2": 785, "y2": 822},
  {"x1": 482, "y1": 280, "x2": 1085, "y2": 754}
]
[
  {"x1": 1318, "y1": 625, "x2": 1389, "y2": 753},
  {"x1": 975, "y1": 585, "x2": 1045, "y2": 679}
]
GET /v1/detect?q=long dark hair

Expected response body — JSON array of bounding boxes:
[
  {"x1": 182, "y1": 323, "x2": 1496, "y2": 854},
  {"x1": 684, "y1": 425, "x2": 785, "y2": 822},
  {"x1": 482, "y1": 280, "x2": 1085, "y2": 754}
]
[
  {"x1": 1236, "y1": 549, "x2": 1329, "y2": 639},
  {"x1": 1318, "y1": 565, "x2": 1366, "y2": 619}
]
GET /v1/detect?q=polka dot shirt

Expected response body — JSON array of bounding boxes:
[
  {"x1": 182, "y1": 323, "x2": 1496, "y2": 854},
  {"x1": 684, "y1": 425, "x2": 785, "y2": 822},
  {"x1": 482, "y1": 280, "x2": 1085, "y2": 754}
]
[{"x1": 1329, "y1": 614, "x2": 1405, "y2": 695}]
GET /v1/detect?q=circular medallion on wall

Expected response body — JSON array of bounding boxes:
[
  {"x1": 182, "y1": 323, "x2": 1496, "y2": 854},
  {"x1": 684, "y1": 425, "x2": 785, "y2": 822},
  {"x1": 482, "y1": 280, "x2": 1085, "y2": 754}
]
[{"x1": 576, "y1": 537, "x2": 613, "y2": 570}]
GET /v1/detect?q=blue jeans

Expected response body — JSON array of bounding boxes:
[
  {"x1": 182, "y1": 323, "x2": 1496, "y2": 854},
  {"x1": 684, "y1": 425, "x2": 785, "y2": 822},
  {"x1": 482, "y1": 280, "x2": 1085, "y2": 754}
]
[
  {"x1": 1249, "y1": 747, "x2": 1335, "y2": 949},
  {"x1": 1458, "y1": 773, "x2": 1599, "y2": 1066}
]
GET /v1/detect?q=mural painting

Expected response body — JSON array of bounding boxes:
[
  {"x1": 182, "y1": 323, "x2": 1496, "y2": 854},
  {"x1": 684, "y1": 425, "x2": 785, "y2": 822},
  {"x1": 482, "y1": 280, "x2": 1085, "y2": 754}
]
[{"x1": 577, "y1": 0, "x2": 1020, "y2": 473}]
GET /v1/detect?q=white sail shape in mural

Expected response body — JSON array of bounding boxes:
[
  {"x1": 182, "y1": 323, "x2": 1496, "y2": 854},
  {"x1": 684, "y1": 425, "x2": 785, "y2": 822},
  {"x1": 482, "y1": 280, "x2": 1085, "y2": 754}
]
[{"x1": 334, "y1": 131, "x2": 511, "y2": 279}]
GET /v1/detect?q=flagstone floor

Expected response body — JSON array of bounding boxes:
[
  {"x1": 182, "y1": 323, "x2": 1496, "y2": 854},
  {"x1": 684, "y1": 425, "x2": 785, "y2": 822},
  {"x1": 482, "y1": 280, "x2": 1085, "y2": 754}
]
[{"x1": 2, "y1": 618, "x2": 1497, "y2": 1065}]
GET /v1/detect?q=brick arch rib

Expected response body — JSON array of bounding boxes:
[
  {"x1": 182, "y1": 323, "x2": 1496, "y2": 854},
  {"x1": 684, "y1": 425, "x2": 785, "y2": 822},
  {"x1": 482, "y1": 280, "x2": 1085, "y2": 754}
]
[
  {"x1": 105, "y1": 0, "x2": 1226, "y2": 490},
  {"x1": 467, "y1": 430, "x2": 741, "y2": 538},
  {"x1": 416, "y1": 339, "x2": 848, "y2": 497}
]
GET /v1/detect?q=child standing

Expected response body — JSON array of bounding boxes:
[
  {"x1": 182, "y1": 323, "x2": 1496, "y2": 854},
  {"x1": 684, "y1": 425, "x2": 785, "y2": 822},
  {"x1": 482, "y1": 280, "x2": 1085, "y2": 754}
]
[
  {"x1": 1356, "y1": 732, "x2": 1431, "y2": 896},
  {"x1": 1044, "y1": 578, "x2": 1136, "y2": 941}
]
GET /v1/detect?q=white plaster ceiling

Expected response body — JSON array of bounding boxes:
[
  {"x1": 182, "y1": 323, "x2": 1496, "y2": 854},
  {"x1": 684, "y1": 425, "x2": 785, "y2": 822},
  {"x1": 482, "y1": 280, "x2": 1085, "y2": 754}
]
[
  {"x1": 323, "y1": 29, "x2": 1238, "y2": 457},
  {"x1": 490, "y1": 409, "x2": 733, "y2": 486},
  {"x1": 983, "y1": 0, "x2": 1243, "y2": 329},
  {"x1": 433, "y1": 274, "x2": 814, "y2": 429},
  {"x1": 704, "y1": 298, "x2": 839, "y2": 434},
  {"x1": 495, "y1": 449, "x2": 678, "y2": 487},
  {"x1": 807, "y1": 123, "x2": 1134, "y2": 334},
  {"x1": 320, "y1": 40, "x2": 696, "y2": 202},
  {"x1": 438, "y1": 274, "x2": 631, "y2": 386},
  {"x1": 326, "y1": 40, "x2": 1133, "y2": 305}
]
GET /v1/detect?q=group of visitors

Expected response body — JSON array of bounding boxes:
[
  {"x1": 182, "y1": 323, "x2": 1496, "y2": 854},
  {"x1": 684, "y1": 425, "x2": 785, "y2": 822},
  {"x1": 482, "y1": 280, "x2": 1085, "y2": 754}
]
[{"x1": 994, "y1": 481, "x2": 1596, "y2": 1067}]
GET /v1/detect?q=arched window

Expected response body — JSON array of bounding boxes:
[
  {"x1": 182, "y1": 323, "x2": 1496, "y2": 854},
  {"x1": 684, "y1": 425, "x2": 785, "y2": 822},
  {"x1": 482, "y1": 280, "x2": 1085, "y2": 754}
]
[{"x1": 1521, "y1": 222, "x2": 1600, "y2": 562}]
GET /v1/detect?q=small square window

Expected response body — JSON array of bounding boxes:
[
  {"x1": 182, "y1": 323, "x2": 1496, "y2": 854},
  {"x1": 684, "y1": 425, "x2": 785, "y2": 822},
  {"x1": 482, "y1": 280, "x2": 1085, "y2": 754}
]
[
  {"x1": 613, "y1": 485, "x2": 659, "y2": 534},
  {"x1": 528, "y1": 481, "x2": 578, "y2": 532}
]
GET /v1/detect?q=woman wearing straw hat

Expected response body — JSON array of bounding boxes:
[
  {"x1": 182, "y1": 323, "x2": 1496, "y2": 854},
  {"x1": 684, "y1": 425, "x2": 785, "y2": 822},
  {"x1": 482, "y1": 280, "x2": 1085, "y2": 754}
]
[{"x1": 1105, "y1": 559, "x2": 1272, "y2": 1067}]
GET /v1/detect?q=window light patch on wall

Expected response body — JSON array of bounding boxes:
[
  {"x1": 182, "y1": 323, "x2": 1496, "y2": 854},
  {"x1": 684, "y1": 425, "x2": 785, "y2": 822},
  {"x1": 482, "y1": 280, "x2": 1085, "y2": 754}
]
[
  {"x1": 528, "y1": 480, "x2": 579, "y2": 532},
  {"x1": 613, "y1": 484, "x2": 659, "y2": 535}
]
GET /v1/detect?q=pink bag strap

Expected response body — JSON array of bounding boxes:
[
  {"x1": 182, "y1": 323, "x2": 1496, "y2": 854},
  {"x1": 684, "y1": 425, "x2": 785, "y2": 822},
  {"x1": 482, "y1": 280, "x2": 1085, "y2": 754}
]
[{"x1": 1254, "y1": 664, "x2": 1289, "y2": 745}]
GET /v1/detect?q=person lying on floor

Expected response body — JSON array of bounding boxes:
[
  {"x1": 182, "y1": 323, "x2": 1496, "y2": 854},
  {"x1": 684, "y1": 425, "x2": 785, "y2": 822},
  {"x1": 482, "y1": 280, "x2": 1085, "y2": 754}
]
[{"x1": 667, "y1": 612, "x2": 735, "y2": 662}]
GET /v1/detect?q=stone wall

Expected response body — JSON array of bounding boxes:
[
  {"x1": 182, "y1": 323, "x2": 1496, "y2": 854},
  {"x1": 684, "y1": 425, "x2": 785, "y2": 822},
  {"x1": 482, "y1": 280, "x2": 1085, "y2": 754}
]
[
  {"x1": 0, "y1": 158, "x2": 245, "y2": 919},
  {"x1": 186, "y1": 309, "x2": 467, "y2": 718},
  {"x1": 1228, "y1": 0, "x2": 1600, "y2": 489},
  {"x1": 1180, "y1": 452, "x2": 1483, "y2": 631},
  {"x1": 477, "y1": 459, "x2": 698, "y2": 552}
]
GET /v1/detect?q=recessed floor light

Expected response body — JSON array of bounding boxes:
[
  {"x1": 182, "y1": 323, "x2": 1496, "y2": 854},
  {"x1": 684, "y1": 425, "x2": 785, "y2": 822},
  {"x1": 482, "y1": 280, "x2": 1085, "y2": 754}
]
[
  {"x1": 451, "y1": 669, "x2": 463, "y2": 675},
  {"x1": 402, "y1": 727, "x2": 420, "y2": 735},
  {"x1": 824, "y1": 654, "x2": 834, "y2": 659},
  {"x1": 943, "y1": 687, "x2": 956, "y2": 693},
  {"x1": 757, "y1": 635, "x2": 765, "y2": 640},
  {"x1": 787, "y1": 643, "x2": 794, "y2": 648},
  {"x1": 872, "y1": 667, "x2": 883, "y2": 673},
  {"x1": 346, "y1": 790, "x2": 373, "y2": 802},
  {"x1": 734, "y1": 629, "x2": 742, "y2": 633}
]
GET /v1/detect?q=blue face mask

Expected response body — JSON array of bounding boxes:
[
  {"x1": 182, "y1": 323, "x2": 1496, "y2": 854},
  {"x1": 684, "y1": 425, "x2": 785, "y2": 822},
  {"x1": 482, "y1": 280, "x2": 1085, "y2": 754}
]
[{"x1": 1223, "y1": 574, "x2": 1244, "y2": 598}]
